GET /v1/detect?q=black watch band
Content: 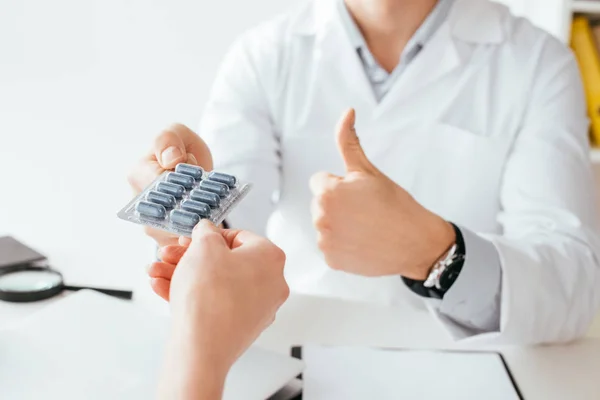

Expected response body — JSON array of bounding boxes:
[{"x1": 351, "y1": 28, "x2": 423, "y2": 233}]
[{"x1": 402, "y1": 223, "x2": 466, "y2": 300}]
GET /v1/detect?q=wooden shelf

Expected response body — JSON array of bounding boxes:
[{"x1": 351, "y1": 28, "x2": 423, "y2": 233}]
[{"x1": 573, "y1": 1, "x2": 600, "y2": 14}]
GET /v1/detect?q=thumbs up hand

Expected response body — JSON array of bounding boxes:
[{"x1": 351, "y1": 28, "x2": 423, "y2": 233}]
[{"x1": 309, "y1": 109, "x2": 455, "y2": 280}]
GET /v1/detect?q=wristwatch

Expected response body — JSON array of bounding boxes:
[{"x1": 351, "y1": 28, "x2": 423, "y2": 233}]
[{"x1": 402, "y1": 223, "x2": 466, "y2": 299}]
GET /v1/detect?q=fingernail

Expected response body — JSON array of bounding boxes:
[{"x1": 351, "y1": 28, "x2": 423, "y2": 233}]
[{"x1": 161, "y1": 146, "x2": 183, "y2": 166}]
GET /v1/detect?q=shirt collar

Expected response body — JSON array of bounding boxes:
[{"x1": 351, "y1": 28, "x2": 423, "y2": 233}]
[{"x1": 337, "y1": 0, "x2": 455, "y2": 67}]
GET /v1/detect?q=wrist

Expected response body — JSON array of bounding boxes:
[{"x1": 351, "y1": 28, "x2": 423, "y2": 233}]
[
  {"x1": 170, "y1": 299, "x2": 236, "y2": 374},
  {"x1": 159, "y1": 317, "x2": 230, "y2": 400},
  {"x1": 414, "y1": 216, "x2": 456, "y2": 280}
]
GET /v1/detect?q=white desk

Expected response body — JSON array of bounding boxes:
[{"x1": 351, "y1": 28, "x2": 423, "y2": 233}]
[
  {"x1": 256, "y1": 294, "x2": 600, "y2": 400},
  {"x1": 2, "y1": 286, "x2": 600, "y2": 400}
]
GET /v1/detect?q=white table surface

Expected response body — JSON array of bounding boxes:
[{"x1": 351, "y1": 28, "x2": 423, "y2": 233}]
[
  {"x1": 0, "y1": 219, "x2": 599, "y2": 400},
  {"x1": 257, "y1": 294, "x2": 600, "y2": 400},
  {"x1": 2, "y1": 285, "x2": 600, "y2": 400}
]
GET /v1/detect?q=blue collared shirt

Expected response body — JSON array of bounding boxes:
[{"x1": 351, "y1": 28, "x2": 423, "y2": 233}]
[{"x1": 337, "y1": 0, "x2": 455, "y2": 102}]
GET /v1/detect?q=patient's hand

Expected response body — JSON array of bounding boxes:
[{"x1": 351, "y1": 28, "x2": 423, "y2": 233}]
[{"x1": 156, "y1": 221, "x2": 289, "y2": 400}]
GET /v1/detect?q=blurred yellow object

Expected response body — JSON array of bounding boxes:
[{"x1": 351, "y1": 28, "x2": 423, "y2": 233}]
[{"x1": 571, "y1": 17, "x2": 600, "y2": 146}]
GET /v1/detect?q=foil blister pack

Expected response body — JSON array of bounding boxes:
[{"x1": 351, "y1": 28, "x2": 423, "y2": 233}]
[{"x1": 118, "y1": 163, "x2": 251, "y2": 237}]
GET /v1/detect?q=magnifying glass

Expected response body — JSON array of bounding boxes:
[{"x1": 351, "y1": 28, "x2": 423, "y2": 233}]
[{"x1": 0, "y1": 267, "x2": 133, "y2": 302}]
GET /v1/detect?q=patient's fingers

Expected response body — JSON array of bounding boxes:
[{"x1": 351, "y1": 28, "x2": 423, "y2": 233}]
[
  {"x1": 148, "y1": 261, "x2": 176, "y2": 280},
  {"x1": 178, "y1": 236, "x2": 192, "y2": 247},
  {"x1": 159, "y1": 245, "x2": 188, "y2": 264},
  {"x1": 150, "y1": 278, "x2": 171, "y2": 301}
]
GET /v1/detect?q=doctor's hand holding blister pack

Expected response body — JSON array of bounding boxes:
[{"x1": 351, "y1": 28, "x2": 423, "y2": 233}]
[{"x1": 127, "y1": 124, "x2": 217, "y2": 248}]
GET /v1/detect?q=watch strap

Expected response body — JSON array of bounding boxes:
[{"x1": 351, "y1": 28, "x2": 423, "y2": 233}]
[{"x1": 402, "y1": 223, "x2": 466, "y2": 299}]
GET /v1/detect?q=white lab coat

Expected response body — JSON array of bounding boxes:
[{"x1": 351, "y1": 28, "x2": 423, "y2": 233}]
[{"x1": 200, "y1": 0, "x2": 600, "y2": 344}]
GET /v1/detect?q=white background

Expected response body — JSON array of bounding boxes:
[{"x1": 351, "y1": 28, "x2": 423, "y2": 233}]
[
  {"x1": 0, "y1": 0, "x2": 296, "y2": 306},
  {"x1": 0, "y1": 0, "x2": 580, "y2": 308}
]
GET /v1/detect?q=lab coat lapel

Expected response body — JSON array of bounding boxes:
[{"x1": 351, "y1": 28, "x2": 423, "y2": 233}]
[
  {"x1": 296, "y1": 0, "x2": 377, "y2": 129},
  {"x1": 374, "y1": 23, "x2": 460, "y2": 118},
  {"x1": 319, "y1": 20, "x2": 378, "y2": 111},
  {"x1": 373, "y1": 0, "x2": 506, "y2": 118}
]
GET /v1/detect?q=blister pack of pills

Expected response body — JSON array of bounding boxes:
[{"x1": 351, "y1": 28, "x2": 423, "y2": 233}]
[{"x1": 117, "y1": 163, "x2": 251, "y2": 237}]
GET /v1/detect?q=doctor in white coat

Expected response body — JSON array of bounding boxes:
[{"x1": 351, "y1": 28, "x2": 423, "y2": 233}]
[{"x1": 129, "y1": 0, "x2": 600, "y2": 344}]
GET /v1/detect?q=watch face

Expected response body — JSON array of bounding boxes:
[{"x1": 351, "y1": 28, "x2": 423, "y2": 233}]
[{"x1": 439, "y1": 262, "x2": 463, "y2": 292}]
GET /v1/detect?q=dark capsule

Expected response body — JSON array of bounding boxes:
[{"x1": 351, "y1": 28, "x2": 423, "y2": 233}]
[
  {"x1": 170, "y1": 209, "x2": 200, "y2": 227},
  {"x1": 190, "y1": 189, "x2": 221, "y2": 208},
  {"x1": 181, "y1": 199, "x2": 211, "y2": 218},
  {"x1": 207, "y1": 171, "x2": 237, "y2": 188},
  {"x1": 135, "y1": 201, "x2": 166, "y2": 219},
  {"x1": 156, "y1": 181, "x2": 185, "y2": 199},
  {"x1": 166, "y1": 172, "x2": 195, "y2": 189},
  {"x1": 199, "y1": 179, "x2": 229, "y2": 198},
  {"x1": 146, "y1": 190, "x2": 176, "y2": 208},
  {"x1": 175, "y1": 163, "x2": 204, "y2": 180}
]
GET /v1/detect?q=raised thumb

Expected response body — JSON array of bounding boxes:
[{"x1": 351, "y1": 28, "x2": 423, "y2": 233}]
[{"x1": 335, "y1": 108, "x2": 375, "y2": 174}]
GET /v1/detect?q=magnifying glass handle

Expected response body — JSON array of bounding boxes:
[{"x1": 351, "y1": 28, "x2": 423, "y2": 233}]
[{"x1": 62, "y1": 285, "x2": 133, "y2": 300}]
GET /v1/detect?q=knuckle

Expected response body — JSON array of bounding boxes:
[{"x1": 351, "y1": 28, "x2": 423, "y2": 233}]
[
  {"x1": 146, "y1": 263, "x2": 155, "y2": 276},
  {"x1": 271, "y1": 246, "x2": 287, "y2": 266},
  {"x1": 196, "y1": 231, "x2": 222, "y2": 246},
  {"x1": 316, "y1": 234, "x2": 332, "y2": 252},
  {"x1": 261, "y1": 245, "x2": 286, "y2": 272},
  {"x1": 328, "y1": 177, "x2": 342, "y2": 191},
  {"x1": 323, "y1": 253, "x2": 341, "y2": 270},
  {"x1": 155, "y1": 128, "x2": 173, "y2": 143},
  {"x1": 317, "y1": 181, "x2": 343, "y2": 208},
  {"x1": 154, "y1": 128, "x2": 178, "y2": 148},
  {"x1": 156, "y1": 123, "x2": 192, "y2": 145},
  {"x1": 314, "y1": 216, "x2": 330, "y2": 232},
  {"x1": 317, "y1": 189, "x2": 334, "y2": 208},
  {"x1": 328, "y1": 260, "x2": 343, "y2": 271},
  {"x1": 280, "y1": 282, "x2": 290, "y2": 302}
]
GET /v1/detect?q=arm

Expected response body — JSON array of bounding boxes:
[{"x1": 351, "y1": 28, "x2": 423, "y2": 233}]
[
  {"x1": 403, "y1": 225, "x2": 502, "y2": 335},
  {"x1": 309, "y1": 41, "x2": 600, "y2": 344},
  {"x1": 428, "y1": 40, "x2": 600, "y2": 343},
  {"x1": 154, "y1": 221, "x2": 289, "y2": 399},
  {"x1": 160, "y1": 314, "x2": 228, "y2": 400}
]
